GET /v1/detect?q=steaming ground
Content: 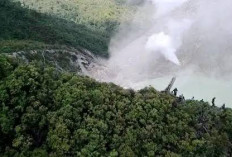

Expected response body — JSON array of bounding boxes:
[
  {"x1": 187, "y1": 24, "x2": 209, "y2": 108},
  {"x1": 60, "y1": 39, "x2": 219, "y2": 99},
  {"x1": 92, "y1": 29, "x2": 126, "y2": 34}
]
[
  {"x1": 90, "y1": 0, "x2": 232, "y2": 107},
  {"x1": 90, "y1": 63, "x2": 232, "y2": 107}
]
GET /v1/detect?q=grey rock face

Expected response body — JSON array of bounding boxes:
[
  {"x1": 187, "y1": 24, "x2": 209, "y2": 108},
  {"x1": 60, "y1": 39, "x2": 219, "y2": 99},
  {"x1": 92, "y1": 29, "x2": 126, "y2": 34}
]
[{"x1": 9, "y1": 48, "x2": 102, "y2": 75}]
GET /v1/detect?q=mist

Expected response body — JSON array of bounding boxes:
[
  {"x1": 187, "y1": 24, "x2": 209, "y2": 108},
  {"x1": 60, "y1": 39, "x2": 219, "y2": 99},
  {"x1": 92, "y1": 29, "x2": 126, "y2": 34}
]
[{"x1": 90, "y1": 0, "x2": 232, "y2": 106}]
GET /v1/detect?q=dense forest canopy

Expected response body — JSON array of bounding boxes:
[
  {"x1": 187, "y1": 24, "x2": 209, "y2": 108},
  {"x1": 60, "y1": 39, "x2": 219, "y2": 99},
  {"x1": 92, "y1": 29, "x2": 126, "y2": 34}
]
[
  {"x1": 0, "y1": 55, "x2": 232, "y2": 156},
  {"x1": 0, "y1": 0, "x2": 119, "y2": 56},
  {"x1": 13, "y1": 0, "x2": 134, "y2": 32}
]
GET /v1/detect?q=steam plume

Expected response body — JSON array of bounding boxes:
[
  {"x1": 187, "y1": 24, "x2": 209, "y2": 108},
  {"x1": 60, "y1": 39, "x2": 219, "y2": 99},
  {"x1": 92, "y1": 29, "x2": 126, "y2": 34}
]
[
  {"x1": 91, "y1": 0, "x2": 232, "y2": 91},
  {"x1": 146, "y1": 0, "x2": 192, "y2": 65}
]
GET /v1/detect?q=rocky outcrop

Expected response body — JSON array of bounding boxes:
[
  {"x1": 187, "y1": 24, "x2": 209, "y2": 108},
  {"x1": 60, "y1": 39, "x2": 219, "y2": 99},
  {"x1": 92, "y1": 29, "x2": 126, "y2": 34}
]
[{"x1": 9, "y1": 48, "x2": 102, "y2": 75}]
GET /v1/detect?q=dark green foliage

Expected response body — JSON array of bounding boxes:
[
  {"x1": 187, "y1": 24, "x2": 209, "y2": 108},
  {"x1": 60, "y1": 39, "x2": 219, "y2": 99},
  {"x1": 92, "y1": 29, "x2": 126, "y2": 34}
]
[
  {"x1": 0, "y1": 55, "x2": 232, "y2": 156},
  {"x1": 0, "y1": 0, "x2": 110, "y2": 56},
  {"x1": 0, "y1": 55, "x2": 17, "y2": 80},
  {"x1": 0, "y1": 40, "x2": 58, "y2": 54}
]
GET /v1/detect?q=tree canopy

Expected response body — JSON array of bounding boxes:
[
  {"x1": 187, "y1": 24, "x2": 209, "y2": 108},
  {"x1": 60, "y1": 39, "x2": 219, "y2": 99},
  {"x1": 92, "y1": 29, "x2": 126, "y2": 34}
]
[
  {"x1": 0, "y1": 55, "x2": 232, "y2": 156},
  {"x1": 0, "y1": 0, "x2": 111, "y2": 56}
]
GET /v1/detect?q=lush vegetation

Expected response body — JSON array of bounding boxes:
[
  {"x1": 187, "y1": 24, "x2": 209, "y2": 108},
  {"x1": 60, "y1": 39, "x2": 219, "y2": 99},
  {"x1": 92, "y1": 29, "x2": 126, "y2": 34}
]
[
  {"x1": 0, "y1": 40, "x2": 56, "y2": 53},
  {"x1": 0, "y1": 0, "x2": 232, "y2": 156},
  {"x1": 0, "y1": 0, "x2": 114, "y2": 56},
  {"x1": 0, "y1": 55, "x2": 232, "y2": 156},
  {"x1": 13, "y1": 0, "x2": 134, "y2": 33}
]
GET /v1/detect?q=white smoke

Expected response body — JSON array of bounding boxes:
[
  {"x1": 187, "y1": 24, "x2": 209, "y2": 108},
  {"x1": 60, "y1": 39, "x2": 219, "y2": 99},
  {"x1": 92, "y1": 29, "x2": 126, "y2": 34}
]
[
  {"x1": 145, "y1": 0, "x2": 193, "y2": 65},
  {"x1": 90, "y1": 0, "x2": 232, "y2": 94},
  {"x1": 150, "y1": 0, "x2": 188, "y2": 16},
  {"x1": 145, "y1": 32, "x2": 181, "y2": 65},
  {"x1": 145, "y1": 18, "x2": 192, "y2": 65},
  {"x1": 91, "y1": 0, "x2": 192, "y2": 86}
]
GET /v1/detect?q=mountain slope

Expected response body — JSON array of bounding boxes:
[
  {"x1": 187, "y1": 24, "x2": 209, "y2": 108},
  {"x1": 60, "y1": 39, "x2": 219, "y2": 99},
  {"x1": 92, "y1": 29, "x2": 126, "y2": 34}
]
[
  {"x1": 0, "y1": 0, "x2": 110, "y2": 56},
  {"x1": 0, "y1": 0, "x2": 232, "y2": 156},
  {"x1": 13, "y1": 0, "x2": 133, "y2": 33}
]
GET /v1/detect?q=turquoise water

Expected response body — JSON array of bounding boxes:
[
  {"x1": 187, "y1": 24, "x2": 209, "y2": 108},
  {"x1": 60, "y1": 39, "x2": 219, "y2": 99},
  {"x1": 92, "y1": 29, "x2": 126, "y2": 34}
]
[{"x1": 133, "y1": 75, "x2": 232, "y2": 108}]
